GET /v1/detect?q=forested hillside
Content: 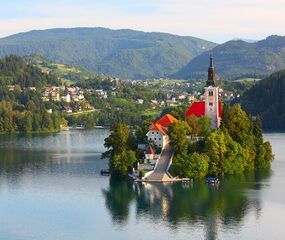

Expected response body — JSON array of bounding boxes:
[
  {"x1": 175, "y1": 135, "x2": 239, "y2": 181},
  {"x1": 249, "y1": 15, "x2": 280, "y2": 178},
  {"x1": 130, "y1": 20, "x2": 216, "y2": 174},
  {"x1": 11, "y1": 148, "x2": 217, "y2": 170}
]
[
  {"x1": 0, "y1": 27, "x2": 216, "y2": 79},
  {"x1": 240, "y1": 69, "x2": 285, "y2": 129},
  {"x1": 0, "y1": 55, "x2": 60, "y2": 88},
  {"x1": 174, "y1": 35, "x2": 285, "y2": 80},
  {"x1": 24, "y1": 55, "x2": 97, "y2": 83},
  {"x1": 0, "y1": 56, "x2": 62, "y2": 133}
]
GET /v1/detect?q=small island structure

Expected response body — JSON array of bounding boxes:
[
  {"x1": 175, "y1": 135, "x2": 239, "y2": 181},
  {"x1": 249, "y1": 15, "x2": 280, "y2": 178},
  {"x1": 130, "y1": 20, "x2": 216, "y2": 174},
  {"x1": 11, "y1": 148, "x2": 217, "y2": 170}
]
[{"x1": 103, "y1": 55, "x2": 274, "y2": 181}]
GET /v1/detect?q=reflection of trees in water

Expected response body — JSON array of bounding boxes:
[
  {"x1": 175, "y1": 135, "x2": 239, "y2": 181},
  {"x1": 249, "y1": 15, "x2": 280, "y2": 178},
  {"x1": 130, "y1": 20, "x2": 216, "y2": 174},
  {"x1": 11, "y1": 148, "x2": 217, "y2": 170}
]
[
  {"x1": 102, "y1": 177, "x2": 136, "y2": 224},
  {"x1": 103, "y1": 169, "x2": 271, "y2": 239}
]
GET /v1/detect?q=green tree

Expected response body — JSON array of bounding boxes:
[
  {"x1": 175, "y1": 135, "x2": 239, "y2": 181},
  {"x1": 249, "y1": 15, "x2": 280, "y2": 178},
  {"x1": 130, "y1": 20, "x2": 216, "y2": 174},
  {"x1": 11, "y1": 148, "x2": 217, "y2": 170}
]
[
  {"x1": 186, "y1": 115, "x2": 201, "y2": 135},
  {"x1": 168, "y1": 121, "x2": 190, "y2": 155},
  {"x1": 198, "y1": 116, "x2": 212, "y2": 137},
  {"x1": 103, "y1": 123, "x2": 137, "y2": 177}
]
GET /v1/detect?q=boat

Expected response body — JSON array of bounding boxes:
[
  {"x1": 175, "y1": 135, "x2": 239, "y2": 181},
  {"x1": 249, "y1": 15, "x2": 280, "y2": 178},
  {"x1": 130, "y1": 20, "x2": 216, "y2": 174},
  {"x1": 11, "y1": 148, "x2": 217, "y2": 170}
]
[
  {"x1": 206, "y1": 177, "x2": 219, "y2": 184},
  {"x1": 100, "y1": 169, "x2": 110, "y2": 176}
]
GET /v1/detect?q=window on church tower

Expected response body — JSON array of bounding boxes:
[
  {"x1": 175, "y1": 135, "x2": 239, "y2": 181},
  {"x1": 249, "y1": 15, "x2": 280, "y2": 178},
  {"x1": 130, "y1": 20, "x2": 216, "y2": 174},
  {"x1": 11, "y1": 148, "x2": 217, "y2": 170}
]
[
  {"x1": 209, "y1": 102, "x2": 213, "y2": 106},
  {"x1": 209, "y1": 91, "x2": 213, "y2": 96}
]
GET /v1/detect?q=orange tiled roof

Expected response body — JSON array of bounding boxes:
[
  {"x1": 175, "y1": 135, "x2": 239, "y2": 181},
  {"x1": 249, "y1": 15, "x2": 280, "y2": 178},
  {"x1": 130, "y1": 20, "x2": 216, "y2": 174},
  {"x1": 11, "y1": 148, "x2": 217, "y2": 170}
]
[
  {"x1": 155, "y1": 114, "x2": 178, "y2": 127},
  {"x1": 150, "y1": 123, "x2": 167, "y2": 135}
]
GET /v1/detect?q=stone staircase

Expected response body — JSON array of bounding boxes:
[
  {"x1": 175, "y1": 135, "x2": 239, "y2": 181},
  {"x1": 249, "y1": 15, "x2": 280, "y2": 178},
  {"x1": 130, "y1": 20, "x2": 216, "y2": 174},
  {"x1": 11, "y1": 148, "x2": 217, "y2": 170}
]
[{"x1": 144, "y1": 143, "x2": 174, "y2": 182}]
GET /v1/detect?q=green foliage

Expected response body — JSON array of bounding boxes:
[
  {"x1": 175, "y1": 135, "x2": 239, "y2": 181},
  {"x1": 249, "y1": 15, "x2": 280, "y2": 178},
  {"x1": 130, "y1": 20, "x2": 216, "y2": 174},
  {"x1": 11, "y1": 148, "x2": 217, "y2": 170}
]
[
  {"x1": 65, "y1": 113, "x2": 97, "y2": 129},
  {"x1": 169, "y1": 104, "x2": 274, "y2": 178},
  {"x1": 24, "y1": 55, "x2": 97, "y2": 82},
  {"x1": 134, "y1": 119, "x2": 153, "y2": 143},
  {"x1": 198, "y1": 116, "x2": 212, "y2": 137},
  {"x1": 173, "y1": 35, "x2": 285, "y2": 80},
  {"x1": 221, "y1": 104, "x2": 253, "y2": 144},
  {"x1": 168, "y1": 121, "x2": 190, "y2": 155},
  {"x1": 160, "y1": 105, "x2": 188, "y2": 120},
  {"x1": 0, "y1": 57, "x2": 63, "y2": 134},
  {"x1": 205, "y1": 129, "x2": 248, "y2": 175},
  {"x1": 186, "y1": 116, "x2": 201, "y2": 135},
  {"x1": 103, "y1": 123, "x2": 137, "y2": 177},
  {"x1": 240, "y1": 69, "x2": 285, "y2": 129},
  {"x1": 170, "y1": 152, "x2": 209, "y2": 179},
  {"x1": 0, "y1": 99, "x2": 62, "y2": 134},
  {"x1": 0, "y1": 27, "x2": 216, "y2": 79},
  {"x1": 0, "y1": 55, "x2": 60, "y2": 88}
]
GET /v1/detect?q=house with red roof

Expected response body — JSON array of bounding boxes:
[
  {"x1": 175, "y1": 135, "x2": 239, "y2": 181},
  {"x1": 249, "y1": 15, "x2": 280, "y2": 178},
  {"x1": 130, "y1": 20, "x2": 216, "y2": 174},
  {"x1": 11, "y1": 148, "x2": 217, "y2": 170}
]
[
  {"x1": 146, "y1": 114, "x2": 178, "y2": 149},
  {"x1": 144, "y1": 145, "x2": 155, "y2": 164},
  {"x1": 184, "y1": 55, "x2": 223, "y2": 129},
  {"x1": 155, "y1": 114, "x2": 178, "y2": 129}
]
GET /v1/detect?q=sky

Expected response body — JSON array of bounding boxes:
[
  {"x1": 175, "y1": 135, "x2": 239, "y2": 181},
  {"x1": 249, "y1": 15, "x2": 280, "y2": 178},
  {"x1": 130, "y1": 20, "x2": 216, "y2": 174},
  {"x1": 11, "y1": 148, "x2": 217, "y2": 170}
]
[{"x1": 0, "y1": 0, "x2": 285, "y2": 43}]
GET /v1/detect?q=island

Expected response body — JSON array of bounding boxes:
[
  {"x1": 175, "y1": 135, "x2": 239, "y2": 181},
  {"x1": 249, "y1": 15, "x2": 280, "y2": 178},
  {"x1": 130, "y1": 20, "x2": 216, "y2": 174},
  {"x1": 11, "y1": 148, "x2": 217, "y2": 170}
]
[{"x1": 103, "y1": 56, "x2": 274, "y2": 181}]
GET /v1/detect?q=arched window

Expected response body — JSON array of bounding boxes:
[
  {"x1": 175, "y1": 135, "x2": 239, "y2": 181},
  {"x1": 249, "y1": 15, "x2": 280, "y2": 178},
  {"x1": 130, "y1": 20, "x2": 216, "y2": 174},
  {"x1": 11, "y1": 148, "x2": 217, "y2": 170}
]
[{"x1": 209, "y1": 91, "x2": 213, "y2": 96}]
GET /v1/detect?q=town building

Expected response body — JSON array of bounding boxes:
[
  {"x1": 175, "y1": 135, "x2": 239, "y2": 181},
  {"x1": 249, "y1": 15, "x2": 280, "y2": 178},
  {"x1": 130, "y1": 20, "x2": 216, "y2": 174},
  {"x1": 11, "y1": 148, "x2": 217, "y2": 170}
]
[
  {"x1": 146, "y1": 114, "x2": 178, "y2": 148},
  {"x1": 184, "y1": 55, "x2": 222, "y2": 129}
]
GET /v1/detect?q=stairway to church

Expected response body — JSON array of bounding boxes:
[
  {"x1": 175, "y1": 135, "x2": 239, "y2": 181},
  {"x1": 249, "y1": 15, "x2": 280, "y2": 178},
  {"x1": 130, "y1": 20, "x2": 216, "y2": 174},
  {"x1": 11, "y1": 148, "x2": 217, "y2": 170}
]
[{"x1": 144, "y1": 143, "x2": 174, "y2": 182}]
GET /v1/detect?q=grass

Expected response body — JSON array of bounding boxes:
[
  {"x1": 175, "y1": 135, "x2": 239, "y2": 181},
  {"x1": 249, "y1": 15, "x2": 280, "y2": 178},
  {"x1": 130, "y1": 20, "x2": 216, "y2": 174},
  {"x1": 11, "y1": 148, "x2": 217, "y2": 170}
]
[
  {"x1": 151, "y1": 79, "x2": 187, "y2": 84},
  {"x1": 26, "y1": 55, "x2": 96, "y2": 82},
  {"x1": 141, "y1": 109, "x2": 161, "y2": 117},
  {"x1": 234, "y1": 78, "x2": 261, "y2": 83},
  {"x1": 61, "y1": 78, "x2": 75, "y2": 86}
]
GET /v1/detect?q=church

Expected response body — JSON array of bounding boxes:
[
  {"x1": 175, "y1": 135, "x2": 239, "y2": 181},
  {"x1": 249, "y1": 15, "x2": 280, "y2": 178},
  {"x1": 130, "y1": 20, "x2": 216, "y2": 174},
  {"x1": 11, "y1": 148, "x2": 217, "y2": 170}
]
[{"x1": 184, "y1": 55, "x2": 222, "y2": 129}]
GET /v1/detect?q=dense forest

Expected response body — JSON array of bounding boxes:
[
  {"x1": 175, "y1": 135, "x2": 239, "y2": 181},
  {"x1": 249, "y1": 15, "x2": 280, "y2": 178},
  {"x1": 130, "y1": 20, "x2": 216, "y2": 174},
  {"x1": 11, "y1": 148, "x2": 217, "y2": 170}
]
[
  {"x1": 0, "y1": 56, "x2": 62, "y2": 133},
  {"x1": 0, "y1": 55, "x2": 60, "y2": 88},
  {"x1": 168, "y1": 105, "x2": 273, "y2": 178},
  {"x1": 0, "y1": 27, "x2": 216, "y2": 79},
  {"x1": 239, "y1": 69, "x2": 285, "y2": 129},
  {"x1": 174, "y1": 35, "x2": 285, "y2": 80}
]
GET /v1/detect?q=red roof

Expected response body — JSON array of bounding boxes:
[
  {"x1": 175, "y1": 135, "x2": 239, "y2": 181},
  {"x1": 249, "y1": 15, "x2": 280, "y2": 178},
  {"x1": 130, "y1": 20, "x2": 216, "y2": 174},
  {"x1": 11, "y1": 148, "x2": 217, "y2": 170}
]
[
  {"x1": 156, "y1": 114, "x2": 178, "y2": 127},
  {"x1": 150, "y1": 123, "x2": 167, "y2": 135},
  {"x1": 146, "y1": 145, "x2": 155, "y2": 155},
  {"x1": 184, "y1": 101, "x2": 222, "y2": 118}
]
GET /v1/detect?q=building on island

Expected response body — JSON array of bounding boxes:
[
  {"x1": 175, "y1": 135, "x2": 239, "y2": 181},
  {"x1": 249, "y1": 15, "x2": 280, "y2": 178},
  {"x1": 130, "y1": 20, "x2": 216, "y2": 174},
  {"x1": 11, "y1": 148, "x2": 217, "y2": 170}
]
[
  {"x1": 146, "y1": 123, "x2": 168, "y2": 149},
  {"x1": 144, "y1": 145, "x2": 155, "y2": 164},
  {"x1": 184, "y1": 55, "x2": 222, "y2": 129},
  {"x1": 146, "y1": 114, "x2": 178, "y2": 148}
]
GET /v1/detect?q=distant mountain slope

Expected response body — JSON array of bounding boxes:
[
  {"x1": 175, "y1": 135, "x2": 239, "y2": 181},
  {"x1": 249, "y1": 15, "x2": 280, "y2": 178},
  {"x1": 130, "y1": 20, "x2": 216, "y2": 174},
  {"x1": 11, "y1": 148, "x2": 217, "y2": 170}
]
[
  {"x1": 239, "y1": 70, "x2": 285, "y2": 129},
  {"x1": 24, "y1": 55, "x2": 97, "y2": 83},
  {"x1": 173, "y1": 35, "x2": 285, "y2": 80},
  {"x1": 0, "y1": 27, "x2": 216, "y2": 80}
]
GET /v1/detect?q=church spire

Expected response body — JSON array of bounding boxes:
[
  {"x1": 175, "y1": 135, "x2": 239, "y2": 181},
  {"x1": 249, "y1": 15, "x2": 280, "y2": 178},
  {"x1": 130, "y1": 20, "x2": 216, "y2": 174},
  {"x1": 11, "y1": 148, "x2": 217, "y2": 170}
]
[{"x1": 206, "y1": 54, "x2": 216, "y2": 87}]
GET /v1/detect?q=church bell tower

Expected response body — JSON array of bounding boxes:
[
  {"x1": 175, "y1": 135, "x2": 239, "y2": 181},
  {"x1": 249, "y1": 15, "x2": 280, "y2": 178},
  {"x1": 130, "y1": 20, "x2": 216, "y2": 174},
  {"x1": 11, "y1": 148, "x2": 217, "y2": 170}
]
[{"x1": 204, "y1": 55, "x2": 221, "y2": 129}]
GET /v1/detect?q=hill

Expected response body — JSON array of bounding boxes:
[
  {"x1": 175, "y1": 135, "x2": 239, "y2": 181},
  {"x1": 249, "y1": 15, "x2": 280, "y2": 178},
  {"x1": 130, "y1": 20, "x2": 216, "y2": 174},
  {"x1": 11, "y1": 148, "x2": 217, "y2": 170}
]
[
  {"x1": 0, "y1": 55, "x2": 60, "y2": 88},
  {"x1": 24, "y1": 55, "x2": 97, "y2": 85},
  {"x1": 173, "y1": 35, "x2": 285, "y2": 80},
  {"x1": 0, "y1": 27, "x2": 216, "y2": 80},
  {"x1": 239, "y1": 69, "x2": 285, "y2": 129}
]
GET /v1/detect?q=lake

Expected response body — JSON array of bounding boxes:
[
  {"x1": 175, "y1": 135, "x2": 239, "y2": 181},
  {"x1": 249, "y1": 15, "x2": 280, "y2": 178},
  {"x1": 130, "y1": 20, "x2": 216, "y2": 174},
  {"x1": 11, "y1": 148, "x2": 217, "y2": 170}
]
[{"x1": 0, "y1": 130, "x2": 284, "y2": 240}]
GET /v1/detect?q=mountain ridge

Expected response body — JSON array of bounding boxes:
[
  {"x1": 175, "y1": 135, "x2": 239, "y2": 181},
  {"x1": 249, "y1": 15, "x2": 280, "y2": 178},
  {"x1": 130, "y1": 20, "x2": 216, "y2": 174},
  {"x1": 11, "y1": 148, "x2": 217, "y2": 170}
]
[
  {"x1": 173, "y1": 35, "x2": 285, "y2": 80},
  {"x1": 0, "y1": 27, "x2": 217, "y2": 80}
]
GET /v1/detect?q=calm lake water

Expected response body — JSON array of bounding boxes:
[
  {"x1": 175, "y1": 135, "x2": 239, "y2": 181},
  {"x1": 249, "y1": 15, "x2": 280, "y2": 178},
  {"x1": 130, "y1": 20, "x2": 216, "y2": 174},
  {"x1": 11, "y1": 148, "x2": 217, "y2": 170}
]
[{"x1": 0, "y1": 129, "x2": 284, "y2": 240}]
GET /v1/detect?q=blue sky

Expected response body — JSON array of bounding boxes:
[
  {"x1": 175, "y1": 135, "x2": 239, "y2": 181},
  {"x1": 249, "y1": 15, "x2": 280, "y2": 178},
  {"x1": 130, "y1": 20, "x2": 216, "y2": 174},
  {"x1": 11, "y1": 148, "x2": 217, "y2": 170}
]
[{"x1": 1, "y1": 0, "x2": 285, "y2": 43}]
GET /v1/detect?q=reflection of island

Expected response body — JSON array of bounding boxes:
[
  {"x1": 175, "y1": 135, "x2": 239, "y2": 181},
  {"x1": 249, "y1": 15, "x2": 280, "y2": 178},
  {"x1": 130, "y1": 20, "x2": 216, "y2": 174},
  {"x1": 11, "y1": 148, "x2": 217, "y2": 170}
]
[{"x1": 103, "y1": 169, "x2": 270, "y2": 239}]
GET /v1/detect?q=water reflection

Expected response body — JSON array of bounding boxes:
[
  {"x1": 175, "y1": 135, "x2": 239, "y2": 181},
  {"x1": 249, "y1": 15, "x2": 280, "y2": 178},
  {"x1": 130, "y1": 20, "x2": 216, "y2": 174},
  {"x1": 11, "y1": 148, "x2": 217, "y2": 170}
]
[{"x1": 104, "y1": 169, "x2": 271, "y2": 239}]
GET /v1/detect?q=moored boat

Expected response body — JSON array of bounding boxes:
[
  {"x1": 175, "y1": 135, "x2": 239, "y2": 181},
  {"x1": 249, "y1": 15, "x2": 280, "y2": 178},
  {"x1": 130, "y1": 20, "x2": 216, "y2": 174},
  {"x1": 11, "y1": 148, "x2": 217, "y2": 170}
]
[
  {"x1": 206, "y1": 177, "x2": 219, "y2": 184},
  {"x1": 100, "y1": 169, "x2": 110, "y2": 176}
]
